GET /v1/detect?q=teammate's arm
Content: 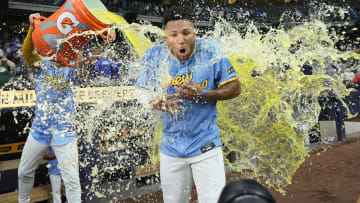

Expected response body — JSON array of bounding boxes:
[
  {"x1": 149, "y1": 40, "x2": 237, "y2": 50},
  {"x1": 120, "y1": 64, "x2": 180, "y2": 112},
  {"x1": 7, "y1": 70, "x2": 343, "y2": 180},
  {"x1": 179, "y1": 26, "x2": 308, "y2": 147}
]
[{"x1": 22, "y1": 13, "x2": 42, "y2": 69}]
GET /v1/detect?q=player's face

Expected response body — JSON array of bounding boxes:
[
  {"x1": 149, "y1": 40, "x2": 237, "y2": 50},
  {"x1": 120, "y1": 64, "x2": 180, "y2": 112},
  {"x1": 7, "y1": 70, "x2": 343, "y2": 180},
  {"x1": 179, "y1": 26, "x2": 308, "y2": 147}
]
[{"x1": 165, "y1": 20, "x2": 196, "y2": 61}]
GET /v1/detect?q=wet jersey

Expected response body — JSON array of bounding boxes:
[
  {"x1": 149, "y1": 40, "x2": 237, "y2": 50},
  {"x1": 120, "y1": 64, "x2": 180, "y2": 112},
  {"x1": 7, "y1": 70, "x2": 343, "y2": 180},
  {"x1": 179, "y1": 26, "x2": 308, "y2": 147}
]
[
  {"x1": 30, "y1": 60, "x2": 77, "y2": 146},
  {"x1": 136, "y1": 38, "x2": 238, "y2": 157}
]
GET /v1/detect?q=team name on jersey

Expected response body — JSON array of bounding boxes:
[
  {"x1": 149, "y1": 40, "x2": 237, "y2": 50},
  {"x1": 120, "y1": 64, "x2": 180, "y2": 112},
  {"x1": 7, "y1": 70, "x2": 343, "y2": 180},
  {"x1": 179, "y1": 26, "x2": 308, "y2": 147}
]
[
  {"x1": 166, "y1": 72, "x2": 208, "y2": 88},
  {"x1": 43, "y1": 73, "x2": 70, "y2": 92}
]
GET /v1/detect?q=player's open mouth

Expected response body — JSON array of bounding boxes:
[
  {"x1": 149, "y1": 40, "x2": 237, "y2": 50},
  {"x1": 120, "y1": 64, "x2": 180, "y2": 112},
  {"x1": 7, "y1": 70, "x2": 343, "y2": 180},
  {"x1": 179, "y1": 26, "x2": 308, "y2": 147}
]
[{"x1": 174, "y1": 48, "x2": 190, "y2": 60}]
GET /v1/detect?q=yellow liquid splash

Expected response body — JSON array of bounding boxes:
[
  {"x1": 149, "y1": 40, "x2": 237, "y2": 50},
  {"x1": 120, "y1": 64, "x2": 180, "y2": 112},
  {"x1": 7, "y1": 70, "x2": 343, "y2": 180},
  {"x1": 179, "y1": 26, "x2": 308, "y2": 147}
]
[{"x1": 74, "y1": 5, "x2": 360, "y2": 198}]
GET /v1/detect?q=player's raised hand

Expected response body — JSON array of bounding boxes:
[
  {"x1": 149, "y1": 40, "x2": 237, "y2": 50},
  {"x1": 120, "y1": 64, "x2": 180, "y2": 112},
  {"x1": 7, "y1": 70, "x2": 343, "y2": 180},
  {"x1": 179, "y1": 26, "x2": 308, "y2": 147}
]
[
  {"x1": 150, "y1": 94, "x2": 184, "y2": 114},
  {"x1": 175, "y1": 81, "x2": 205, "y2": 102}
]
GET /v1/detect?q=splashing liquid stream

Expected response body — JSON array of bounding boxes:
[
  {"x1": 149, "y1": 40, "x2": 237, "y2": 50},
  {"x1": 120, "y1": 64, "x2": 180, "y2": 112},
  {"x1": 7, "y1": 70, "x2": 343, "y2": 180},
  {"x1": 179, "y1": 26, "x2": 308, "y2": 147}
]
[{"x1": 4, "y1": 3, "x2": 360, "y2": 199}]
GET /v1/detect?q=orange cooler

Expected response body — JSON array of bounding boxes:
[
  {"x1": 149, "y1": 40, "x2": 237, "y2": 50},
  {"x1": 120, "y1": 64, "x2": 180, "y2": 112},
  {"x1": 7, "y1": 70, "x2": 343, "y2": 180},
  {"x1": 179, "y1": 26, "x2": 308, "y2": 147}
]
[{"x1": 32, "y1": 0, "x2": 111, "y2": 67}]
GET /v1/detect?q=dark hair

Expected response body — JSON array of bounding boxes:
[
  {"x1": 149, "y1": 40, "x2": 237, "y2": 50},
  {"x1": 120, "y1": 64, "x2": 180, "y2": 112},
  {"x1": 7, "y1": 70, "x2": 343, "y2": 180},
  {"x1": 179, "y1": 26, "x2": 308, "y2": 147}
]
[
  {"x1": 163, "y1": 6, "x2": 195, "y2": 26},
  {"x1": 218, "y1": 179, "x2": 276, "y2": 203}
]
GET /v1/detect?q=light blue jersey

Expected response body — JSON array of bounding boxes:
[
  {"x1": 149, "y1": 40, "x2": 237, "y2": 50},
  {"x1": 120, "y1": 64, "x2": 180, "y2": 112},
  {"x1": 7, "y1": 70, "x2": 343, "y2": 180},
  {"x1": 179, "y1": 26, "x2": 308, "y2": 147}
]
[
  {"x1": 136, "y1": 38, "x2": 237, "y2": 157},
  {"x1": 30, "y1": 60, "x2": 77, "y2": 146},
  {"x1": 46, "y1": 147, "x2": 60, "y2": 175}
]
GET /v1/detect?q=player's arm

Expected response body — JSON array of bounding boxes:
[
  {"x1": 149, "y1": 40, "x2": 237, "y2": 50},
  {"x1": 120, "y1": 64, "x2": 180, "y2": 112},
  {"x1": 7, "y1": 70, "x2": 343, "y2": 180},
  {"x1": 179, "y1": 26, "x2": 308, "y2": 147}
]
[
  {"x1": 175, "y1": 56, "x2": 241, "y2": 102},
  {"x1": 22, "y1": 13, "x2": 42, "y2": 69},
  {"x1": 203, "y1": 79, "x2": 241, "y2": 101},
  {"x1": 175, "y1": 80, "x2": 240, "y2": 102}
]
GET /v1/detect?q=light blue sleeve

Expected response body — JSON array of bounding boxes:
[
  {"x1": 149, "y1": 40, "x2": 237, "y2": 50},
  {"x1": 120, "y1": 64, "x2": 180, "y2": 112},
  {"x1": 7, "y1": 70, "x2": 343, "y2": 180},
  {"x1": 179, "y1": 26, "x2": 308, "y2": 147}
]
[{"x1": 215, "y1": 57, "x2": 238, "y2": 87}]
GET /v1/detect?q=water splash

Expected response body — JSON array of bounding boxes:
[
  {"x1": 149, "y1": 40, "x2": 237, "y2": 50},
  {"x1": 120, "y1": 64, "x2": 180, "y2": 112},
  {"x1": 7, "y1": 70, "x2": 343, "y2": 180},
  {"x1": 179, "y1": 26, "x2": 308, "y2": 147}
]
[
  {"x1": 47, "y1": 5, "x2": 360, "y2": 197},
  {"x1": 2, "y1": 2, "x2": 360, "y2": 200}
]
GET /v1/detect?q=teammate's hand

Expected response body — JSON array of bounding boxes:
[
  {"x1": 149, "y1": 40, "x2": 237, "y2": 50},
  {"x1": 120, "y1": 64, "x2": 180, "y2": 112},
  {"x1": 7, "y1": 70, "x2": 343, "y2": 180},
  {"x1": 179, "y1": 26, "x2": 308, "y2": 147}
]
[
  {"x1": 29, "y1": 13, "x2": 41, "y2": 29},
  {"x1": 150, "y1": 94, "x2": 183, "y2": 114},
  {"x1": 175, "y1": 81, "x2": 205, "y2": 102}
]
